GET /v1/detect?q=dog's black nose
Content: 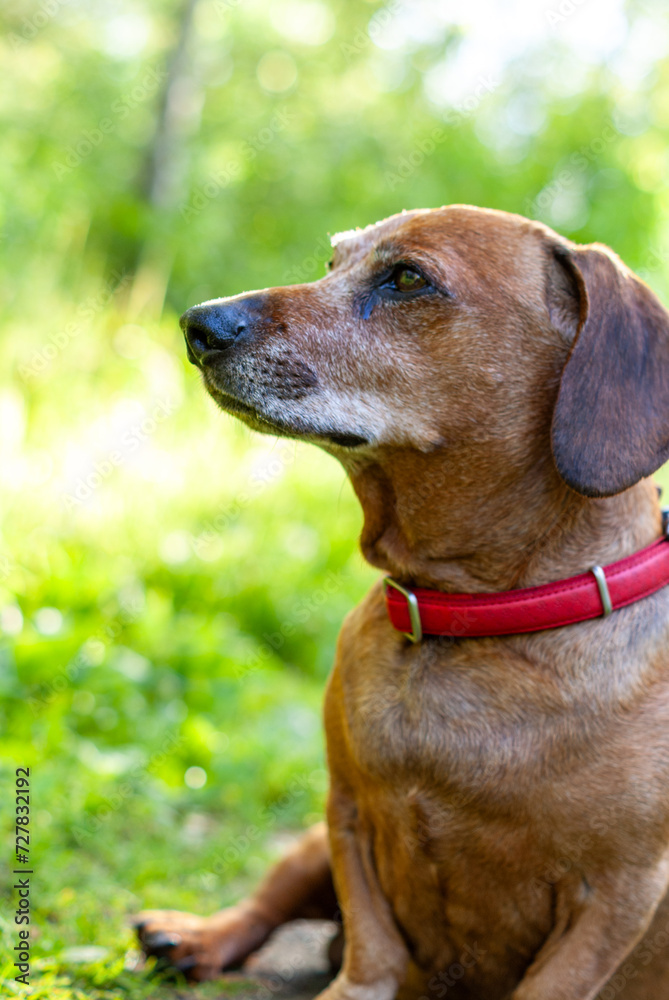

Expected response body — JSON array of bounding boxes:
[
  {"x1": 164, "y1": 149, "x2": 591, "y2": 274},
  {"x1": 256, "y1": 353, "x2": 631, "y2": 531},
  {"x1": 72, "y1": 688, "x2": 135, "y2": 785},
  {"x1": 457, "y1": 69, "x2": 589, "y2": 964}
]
[{"x1": 180, "y1": 301, "x2": 255, "y2": 364}]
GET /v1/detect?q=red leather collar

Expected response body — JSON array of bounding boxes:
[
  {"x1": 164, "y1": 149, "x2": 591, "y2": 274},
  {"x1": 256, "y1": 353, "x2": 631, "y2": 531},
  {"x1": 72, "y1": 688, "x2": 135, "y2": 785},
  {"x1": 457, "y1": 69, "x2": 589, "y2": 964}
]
[{"x1": 384, "y1": 518, "x2": 669, "y2": 643}]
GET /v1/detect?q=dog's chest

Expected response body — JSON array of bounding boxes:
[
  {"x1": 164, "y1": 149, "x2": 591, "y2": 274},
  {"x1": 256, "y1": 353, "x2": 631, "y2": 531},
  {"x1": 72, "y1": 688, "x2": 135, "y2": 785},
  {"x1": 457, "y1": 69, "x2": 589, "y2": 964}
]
[
  {"x1": 335, "y1": 628, "x2": 661, "y2": 832},
  {"x1": 342, "y1": 641, "x2": 552, "y2": 798}
]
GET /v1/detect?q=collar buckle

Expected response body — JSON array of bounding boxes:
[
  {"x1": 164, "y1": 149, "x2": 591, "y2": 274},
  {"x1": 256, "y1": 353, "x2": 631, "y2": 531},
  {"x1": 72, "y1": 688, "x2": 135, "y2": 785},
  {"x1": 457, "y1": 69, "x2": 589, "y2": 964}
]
[{"x1": 383, "y1": 577, "x2": 423, "y2": 643}]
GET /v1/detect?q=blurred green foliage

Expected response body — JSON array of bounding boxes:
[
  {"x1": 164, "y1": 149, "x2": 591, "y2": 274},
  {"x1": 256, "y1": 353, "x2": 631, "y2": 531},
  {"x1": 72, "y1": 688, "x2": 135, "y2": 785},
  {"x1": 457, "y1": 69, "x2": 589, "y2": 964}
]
[{"x1": 3, "y1": 0, "x2": 669, "y2": 995}]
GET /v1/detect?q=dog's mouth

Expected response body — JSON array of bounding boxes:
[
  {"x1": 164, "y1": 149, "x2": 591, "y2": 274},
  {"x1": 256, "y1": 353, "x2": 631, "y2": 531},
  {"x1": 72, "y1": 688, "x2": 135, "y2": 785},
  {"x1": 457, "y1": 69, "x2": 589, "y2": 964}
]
[{"x1": 203, "y1": 379, "x2": 370, "y2": 450}]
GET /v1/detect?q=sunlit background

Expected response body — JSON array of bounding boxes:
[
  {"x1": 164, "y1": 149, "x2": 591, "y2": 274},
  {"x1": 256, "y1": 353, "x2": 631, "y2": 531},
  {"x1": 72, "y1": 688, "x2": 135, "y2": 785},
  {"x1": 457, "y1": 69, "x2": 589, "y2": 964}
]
[{"x1": 3, "y1": 0, "x2": 669, "y2": 995}]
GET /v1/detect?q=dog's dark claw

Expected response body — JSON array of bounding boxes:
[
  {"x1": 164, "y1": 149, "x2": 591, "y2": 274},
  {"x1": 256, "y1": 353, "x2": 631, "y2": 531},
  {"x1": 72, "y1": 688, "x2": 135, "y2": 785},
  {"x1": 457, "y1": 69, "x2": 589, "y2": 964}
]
[
  {"x1": 174, "y1": 955, "x2": 199, "y2": 972},
  {"x1": 143, "y1": 931, "x2": 182, "y2": 954}
]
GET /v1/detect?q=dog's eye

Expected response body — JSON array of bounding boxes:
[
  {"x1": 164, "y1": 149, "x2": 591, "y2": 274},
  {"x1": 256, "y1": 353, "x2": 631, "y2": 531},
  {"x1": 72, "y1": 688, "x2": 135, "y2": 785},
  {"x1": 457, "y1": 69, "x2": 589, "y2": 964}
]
[
  {"x1": 391, "y1": 266, "x2": 428, "y2": 292},
  {"x1": 360, "y1": 262, "x2": 436, "y2": 318}
]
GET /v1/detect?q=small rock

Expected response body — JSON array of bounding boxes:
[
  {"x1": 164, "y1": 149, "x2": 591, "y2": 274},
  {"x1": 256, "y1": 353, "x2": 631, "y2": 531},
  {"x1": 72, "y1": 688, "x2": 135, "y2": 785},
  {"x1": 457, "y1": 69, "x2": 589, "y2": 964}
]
[{"x1": 59, "y1": 945, "x2": 110, "y2": 964}]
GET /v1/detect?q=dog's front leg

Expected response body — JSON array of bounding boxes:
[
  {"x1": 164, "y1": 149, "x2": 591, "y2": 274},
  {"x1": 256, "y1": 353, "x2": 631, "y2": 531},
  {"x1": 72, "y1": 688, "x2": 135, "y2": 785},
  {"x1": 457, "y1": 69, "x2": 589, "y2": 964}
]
[
  {"x1": 512, "y1": 864, "x2": 669, "y2": 1000},
  {"x1": 317, "y1": 781, "x2": 409, "y2": 1000}
]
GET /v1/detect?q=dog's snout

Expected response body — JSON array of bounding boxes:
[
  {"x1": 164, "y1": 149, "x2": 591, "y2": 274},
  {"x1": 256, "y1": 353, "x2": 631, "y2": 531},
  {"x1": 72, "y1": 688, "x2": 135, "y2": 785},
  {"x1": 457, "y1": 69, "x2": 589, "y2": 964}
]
[{"x1": 180, "y1": 301, "x2": 257, "y2": 365}]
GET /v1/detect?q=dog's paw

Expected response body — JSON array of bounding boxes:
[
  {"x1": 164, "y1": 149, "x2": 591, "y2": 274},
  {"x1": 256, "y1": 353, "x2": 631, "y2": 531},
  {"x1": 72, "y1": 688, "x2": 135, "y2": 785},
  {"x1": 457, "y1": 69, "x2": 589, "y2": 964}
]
[{"x1": 133, "y1": 903, "x2": 272, "y2": 981}]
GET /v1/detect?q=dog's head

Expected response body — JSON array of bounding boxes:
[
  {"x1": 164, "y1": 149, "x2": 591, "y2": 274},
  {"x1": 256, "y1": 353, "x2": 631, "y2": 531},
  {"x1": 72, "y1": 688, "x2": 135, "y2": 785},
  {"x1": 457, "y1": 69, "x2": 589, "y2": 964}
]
[{"x1": 181, "y1": 205, "x2": 669, "y2": 500}]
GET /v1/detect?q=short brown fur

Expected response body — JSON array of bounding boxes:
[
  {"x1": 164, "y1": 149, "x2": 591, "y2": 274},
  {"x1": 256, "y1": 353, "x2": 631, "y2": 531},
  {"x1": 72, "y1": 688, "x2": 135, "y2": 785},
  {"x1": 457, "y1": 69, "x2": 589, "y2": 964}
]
[{"x1": 136, "y1": 206, "x2": 669, "y2": 1000}]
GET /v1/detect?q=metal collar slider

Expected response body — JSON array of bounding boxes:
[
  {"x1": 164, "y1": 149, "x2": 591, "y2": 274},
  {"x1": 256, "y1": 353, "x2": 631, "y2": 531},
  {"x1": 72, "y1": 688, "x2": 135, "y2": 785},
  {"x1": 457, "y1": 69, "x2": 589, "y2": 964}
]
[
  {"x1": 590, "y1": 565, "x2": 613, "y2": 617},
  {"x1": 590, "y1": 509, "x2": 669, "y2": 619},
  {"x1": 383, "y1": 577, "x2": 422, "y2": 643}
]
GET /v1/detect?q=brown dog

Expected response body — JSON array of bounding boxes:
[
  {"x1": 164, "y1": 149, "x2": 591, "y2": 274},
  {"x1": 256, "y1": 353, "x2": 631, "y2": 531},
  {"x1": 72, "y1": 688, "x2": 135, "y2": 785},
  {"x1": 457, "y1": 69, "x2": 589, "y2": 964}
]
[{"x1": 136, "y1": 206, "x2": 669, "y2": 999}]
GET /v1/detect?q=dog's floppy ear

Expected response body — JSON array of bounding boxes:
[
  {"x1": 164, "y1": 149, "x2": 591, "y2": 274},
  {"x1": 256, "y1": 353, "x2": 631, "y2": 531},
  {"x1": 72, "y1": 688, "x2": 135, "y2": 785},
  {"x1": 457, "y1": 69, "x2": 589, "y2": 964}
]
[{"x1": 548, "y1": 241, "x2": 669, "y2": 497}]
